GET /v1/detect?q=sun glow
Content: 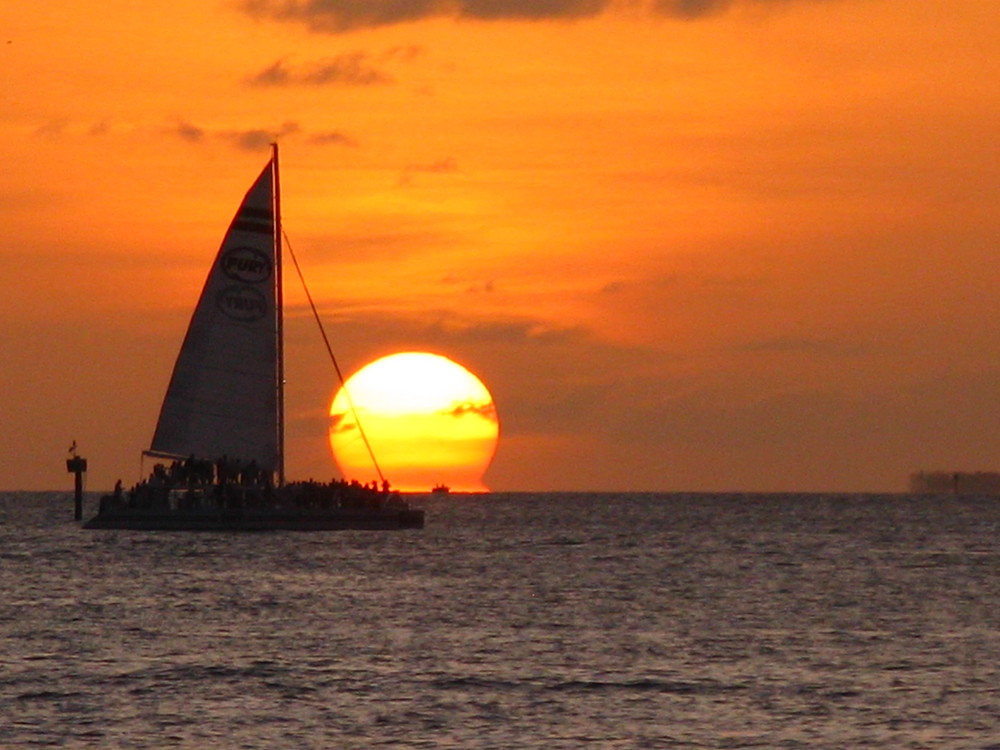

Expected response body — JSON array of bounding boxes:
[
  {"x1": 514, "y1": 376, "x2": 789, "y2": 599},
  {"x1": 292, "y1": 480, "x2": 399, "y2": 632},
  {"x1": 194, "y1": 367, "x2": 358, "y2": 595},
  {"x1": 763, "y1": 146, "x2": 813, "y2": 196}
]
[{"x1": 329, "y1": 352, "x2": 499, "y2": 492}]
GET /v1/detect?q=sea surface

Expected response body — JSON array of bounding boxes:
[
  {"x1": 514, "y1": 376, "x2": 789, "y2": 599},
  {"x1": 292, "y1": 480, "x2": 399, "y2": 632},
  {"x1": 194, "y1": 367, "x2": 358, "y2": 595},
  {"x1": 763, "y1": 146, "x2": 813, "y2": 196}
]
[{"x1": 2, "y1": 491, "x2": 999, "y2": 749}]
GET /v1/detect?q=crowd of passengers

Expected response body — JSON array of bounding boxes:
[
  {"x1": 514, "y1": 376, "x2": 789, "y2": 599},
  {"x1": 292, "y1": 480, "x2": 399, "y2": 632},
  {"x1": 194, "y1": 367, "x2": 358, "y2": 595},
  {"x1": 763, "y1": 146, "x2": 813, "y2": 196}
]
[
  {"x1": 148, "y1": 455, "x2": 269, "y2": 487},
  {"x1": 103, "y1": 454, "x2": 400, "y2": 512}
]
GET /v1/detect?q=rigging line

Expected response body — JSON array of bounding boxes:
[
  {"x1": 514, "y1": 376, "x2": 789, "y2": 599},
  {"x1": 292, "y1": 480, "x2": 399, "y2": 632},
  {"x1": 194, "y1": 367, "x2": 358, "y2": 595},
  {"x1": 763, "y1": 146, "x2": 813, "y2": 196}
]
[{"x1": 283, "y1": 229, "x2": 386, "y2": 485}]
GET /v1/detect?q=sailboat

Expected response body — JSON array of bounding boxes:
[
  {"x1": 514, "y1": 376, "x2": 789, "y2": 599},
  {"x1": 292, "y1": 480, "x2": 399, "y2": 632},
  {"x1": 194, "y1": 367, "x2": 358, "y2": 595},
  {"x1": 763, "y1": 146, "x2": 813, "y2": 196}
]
[{"x1": 85, "y1": 145, "x2": 424, "y2": 530}]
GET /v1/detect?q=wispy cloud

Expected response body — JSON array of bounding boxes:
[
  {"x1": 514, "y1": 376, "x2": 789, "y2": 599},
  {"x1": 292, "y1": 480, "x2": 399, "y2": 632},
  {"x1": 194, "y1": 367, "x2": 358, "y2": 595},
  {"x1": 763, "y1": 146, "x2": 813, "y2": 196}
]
[
  {"x1": 34, "y1": 119, "x2": 70, "y2": 137},
  {"x1": 222, "y1": 121, "x2": 302, "y2": 151},
  {"x1": 33, "y1": 118, "x2": 117, "y2": 138},
  {"x1": 164, "y1": 119, "x2": 358, "y2": 150},
  {"x1": 328, "y1": 412, "x2": 357, "y2": 434},
  {"x1": 241, "y1": 0, "x2": 834, "y2": 32},
  {"x1": 443, "y1": 401, "x2": 498, "y2": 420},
  {"x1": 246, "y1": 52, "x2": 394, "y2": 87},
  {"x1": 407, "y1": 157, "x2": 458, "y2": 174},
  {"x1": 733, "y1": 336, "x2": 843, "y2": 355},
  {"x1": 398, "y1": 157, "x2": 458, "y2": 186},
  {"x1": 172, "y1": 119, "x2": 206, "y2": 142},
  {"x1": 655, "y1": 0, "x2": 734, "y2": 17},
  {"x1": 308, "y1": 130, "x2": 360, "y2": 147}
]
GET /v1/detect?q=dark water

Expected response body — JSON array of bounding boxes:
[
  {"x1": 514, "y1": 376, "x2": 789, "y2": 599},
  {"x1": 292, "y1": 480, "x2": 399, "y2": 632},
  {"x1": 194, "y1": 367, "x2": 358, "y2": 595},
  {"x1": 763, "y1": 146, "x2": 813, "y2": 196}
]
[{"x1": 2, "y1": 491, "x2": 999, "y2": 749}]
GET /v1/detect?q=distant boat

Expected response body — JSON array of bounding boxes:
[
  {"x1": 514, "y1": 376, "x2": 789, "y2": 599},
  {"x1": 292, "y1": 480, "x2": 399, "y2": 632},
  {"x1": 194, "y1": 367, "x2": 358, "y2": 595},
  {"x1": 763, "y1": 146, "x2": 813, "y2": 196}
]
[
  {"x1": 85, "y1": 145, "x2": 423, "y2": 531},
  {"x1": 430, "y1": 484, "x2": 450, "y2": 495}
]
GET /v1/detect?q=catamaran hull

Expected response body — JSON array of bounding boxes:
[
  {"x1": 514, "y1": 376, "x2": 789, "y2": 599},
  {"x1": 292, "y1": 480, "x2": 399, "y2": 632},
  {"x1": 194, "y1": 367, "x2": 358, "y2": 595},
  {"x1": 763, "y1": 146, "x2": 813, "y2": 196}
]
[{"x1": 83, "y1": 508, "x2": 424, "y2": 531}]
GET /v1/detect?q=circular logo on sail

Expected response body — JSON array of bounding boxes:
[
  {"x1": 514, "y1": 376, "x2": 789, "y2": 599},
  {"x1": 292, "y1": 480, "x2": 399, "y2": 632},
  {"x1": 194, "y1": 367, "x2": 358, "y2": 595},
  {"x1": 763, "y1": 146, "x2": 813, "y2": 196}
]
[
  {"x1": 220, "y1": 246, "x2": 272, "y2": 284},
  {"x1": 217, "y1": 285, "x2": 269, "y2": 322}
]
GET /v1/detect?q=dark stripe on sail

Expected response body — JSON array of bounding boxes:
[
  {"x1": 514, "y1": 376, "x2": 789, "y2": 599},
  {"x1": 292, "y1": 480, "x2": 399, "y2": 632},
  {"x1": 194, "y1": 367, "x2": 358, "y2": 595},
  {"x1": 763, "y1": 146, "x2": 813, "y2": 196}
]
[
  {"x1": 240, "y1": 206, "x2": 273, "y2": 220},
  {"x1": 231, "y1": 220, "x2": 273, "y2": 235},
  {"x1": 143, "y1": 449, "x2": 187, "y2": 462}
]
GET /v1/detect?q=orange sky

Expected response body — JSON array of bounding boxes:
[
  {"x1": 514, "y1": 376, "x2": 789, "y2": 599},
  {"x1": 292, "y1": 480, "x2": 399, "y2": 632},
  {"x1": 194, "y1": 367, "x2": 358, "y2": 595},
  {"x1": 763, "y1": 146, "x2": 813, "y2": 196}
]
[{"x1": 2, "y1": 0, "x2": 998, "y2": 491}]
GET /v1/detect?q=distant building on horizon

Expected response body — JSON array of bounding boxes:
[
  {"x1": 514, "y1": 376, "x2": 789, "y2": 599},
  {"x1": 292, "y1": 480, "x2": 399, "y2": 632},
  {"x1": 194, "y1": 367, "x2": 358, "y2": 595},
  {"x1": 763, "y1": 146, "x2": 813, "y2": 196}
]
[{"x1": 910, "y1": 470, "x2": 1000, "y2": 494}]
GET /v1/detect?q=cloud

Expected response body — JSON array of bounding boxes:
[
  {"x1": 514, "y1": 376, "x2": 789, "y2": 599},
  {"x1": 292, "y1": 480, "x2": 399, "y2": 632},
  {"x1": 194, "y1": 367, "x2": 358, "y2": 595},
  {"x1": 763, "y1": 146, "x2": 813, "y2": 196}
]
[
  {"x1": 421, "y1": 316, "x2": 583, "y2": 345},
  {"x1": 443, "y1": 401, "x2": 498, "y2": 419},
  {"x1": 382, "y1": 44, "x2": 425, "y2": 62},
  {"x1": 398, "y1": 157, "x2": 458, "y2": 186},
  {"x1": 241, "y1": 0, "x2": 832, "y2": 32},
  {"x1": 247, "y1": 53, "x2": 393, "y2": 87},
  {"x1": 328, "y1": 412, "x2": 357, "y2": 434},
  {"x1": 165, "y1": 119, "x2": 358, "y2": 150},
  {"x1": 240, "y1": 0, "x2": 603, "y2": 31},
  {"x1": 308, "y1": 130, "x2": 360, "y2": 147},
  {"x1": 407, "y1": 157, "x2": 458, "y2": 174},
  {"x1": 34, "y1": 119, "x2": 70, "y2": 137},
  {"x1": 32, "y1": 119, "x2": 119, "y2": 138},
  {"x1": 731, "y1": 336, "x2": 852, "y2": 356},
  {"x1": 465, "y1": 280, "x2": 495, "y2": 294},
  {"x1": 654, "y1": 0, "x2": 733, "y2": 17},
  {"x1": 222, "y1": 121, "x2": 302, "y2": 151},
  {"x1": 172, "y1": 120, "x2": 206, "y2": 142}
]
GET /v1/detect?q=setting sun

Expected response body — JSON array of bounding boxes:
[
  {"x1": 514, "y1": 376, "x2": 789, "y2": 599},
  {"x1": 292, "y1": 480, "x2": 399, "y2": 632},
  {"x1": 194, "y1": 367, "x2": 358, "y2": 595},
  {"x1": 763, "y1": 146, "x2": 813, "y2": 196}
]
[{"x1": 329, "y1": 352, "x2": 499, "y2": 492}]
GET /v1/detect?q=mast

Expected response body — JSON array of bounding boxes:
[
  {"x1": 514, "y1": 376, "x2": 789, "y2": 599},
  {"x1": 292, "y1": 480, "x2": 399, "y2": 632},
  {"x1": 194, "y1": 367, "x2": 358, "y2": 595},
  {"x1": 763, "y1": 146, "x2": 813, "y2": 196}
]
[{"x1": 272, "y1": 142, "x2": 285, "y2": 487}]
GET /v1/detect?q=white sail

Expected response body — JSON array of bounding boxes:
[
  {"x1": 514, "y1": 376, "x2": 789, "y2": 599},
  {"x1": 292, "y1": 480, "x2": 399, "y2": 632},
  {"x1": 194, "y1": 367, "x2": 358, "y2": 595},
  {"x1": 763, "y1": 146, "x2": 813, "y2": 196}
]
[{"x1": 149, "y1": 157, "x2": 281, "y2": 473}]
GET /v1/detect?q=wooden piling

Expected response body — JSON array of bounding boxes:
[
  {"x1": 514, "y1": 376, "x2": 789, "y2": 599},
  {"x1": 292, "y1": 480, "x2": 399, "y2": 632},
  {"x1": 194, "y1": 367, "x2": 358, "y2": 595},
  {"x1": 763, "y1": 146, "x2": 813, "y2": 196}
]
[{"x1": 67, "y1": 456, "x2": 87, "y2": 521}]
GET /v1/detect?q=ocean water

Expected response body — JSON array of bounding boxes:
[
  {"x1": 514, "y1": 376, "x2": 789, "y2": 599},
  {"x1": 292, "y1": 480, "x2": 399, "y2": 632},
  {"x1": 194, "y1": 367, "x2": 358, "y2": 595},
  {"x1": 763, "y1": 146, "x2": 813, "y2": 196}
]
[{"x1": 2, "y1": 491, "x2": 999, "y2": 749}]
